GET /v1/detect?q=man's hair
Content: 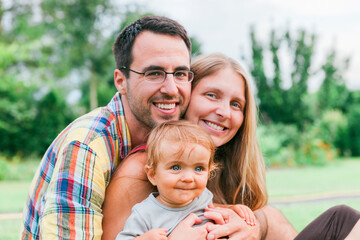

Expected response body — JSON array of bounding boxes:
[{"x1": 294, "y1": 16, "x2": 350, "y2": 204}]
[
  {"x1": 145, "y1": 120, "x2": 216, "y2": 174},
  {"x1": 113, "y1": 15, "x2": 191, "y2": 78}
]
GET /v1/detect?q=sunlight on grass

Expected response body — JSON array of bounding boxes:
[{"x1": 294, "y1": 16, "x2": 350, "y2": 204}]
[
  {"x1": 0, "y1": 219, "x2": 22, "y2": 240},
  {"x1": 266, "y1": 159, "x2": 360, "y2": 198},
  {"x1": 0, "y1": 181, "x2": 30, "y2": 212},
  {"x1": 274, "y1": 200, "x2": 360, "y2": 232},
  {"x1": 1, "y1": 158, "x2": 360, "y2": 239}
]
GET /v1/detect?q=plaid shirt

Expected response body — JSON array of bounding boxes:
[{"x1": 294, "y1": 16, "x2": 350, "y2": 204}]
[{"x1": 21, "y1": 93, "x2": 131, "y2": 240}]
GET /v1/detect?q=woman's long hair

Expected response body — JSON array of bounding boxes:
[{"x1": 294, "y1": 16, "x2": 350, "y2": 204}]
[{"x1": 190, "y1": 53, "x2": 268, "y2": 210}]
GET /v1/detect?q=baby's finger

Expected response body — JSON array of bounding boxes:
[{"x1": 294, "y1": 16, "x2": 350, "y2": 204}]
[{"x1": 204, "y1": 210, "x2": 226, "y2": 225}]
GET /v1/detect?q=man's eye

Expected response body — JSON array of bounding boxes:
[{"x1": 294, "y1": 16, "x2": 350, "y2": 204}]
[
  {"x1": 174, "y1": 71, "x2": 187, "y2": 77},
  {"x1": 194, "y1": 166, "x2": 203, "y2": 172},
  {"x1": 171, "y1": 165, "x2": 181, "y2": 171},
  {"x1": 146, "y1": 71, "x2": 163, "y2": 77}
]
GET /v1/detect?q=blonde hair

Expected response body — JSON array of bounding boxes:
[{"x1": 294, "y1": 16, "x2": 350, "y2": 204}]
[
  {"x1": 146, "y1": 120, "x2": 216, "y2": 175},
  {"x1": 190, "y1": 53, "x2": 268, "y2": 210}
]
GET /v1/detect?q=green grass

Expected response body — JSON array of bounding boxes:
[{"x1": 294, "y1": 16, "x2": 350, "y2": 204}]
[
  {"x1": 0, "y1": 219, "x2": 22, "y2": 240},
  {"x1": 0, "y1": 181, "x2": 31, "y2": 212},
  {"x1": 1, "y1": 158, "x2": 360, "y2": 239},
  {"x1": 266, "y1": 158, "x2": 360, "y2": 232},
  {"x1": 267, "y1": 158, "x2": 360, "y2": 198},
  {"x1": 272, "y1": 200, "x2": 360, "y2": 232}
]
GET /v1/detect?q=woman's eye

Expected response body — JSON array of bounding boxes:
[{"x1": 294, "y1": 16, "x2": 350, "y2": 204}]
[
  {"x1": 231, "y1": 102, "x2": 242, "y2": 110},
  {"x1": 194, "y1": 166, "x2": 203, "y2": 172},
  {"x1": 171, "y1": 165, "x2": 181, "y2": 171}
]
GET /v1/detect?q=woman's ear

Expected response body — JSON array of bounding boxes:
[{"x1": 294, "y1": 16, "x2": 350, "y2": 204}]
[
  {"x1": 145, "y1": 166, "x2": 157, "y2": 186},
  {"x1": 114, "y1": 69, "x2": 127, "y2": 95}
]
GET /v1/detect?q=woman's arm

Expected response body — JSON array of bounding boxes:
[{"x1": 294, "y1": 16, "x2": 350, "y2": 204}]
[
  {"x1": 101, "y1": 152, "x2": 154, "y2": 240},
  {"x1": 207, "y1": 204, "x2": 297, "y2": 240}
]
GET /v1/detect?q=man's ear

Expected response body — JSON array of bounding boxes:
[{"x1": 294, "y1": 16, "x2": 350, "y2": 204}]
[
  {"x1": 144, "y1": 166, "x2": 157, "y2": 186},
  {"x1": 114, "y1": 69, "x2": 127, "y2": 95}
]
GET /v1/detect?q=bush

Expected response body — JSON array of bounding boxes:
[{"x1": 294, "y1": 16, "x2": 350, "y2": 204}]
[
  {"x1": 317, "y1": 109, "x2": 349, "y2": 156},
  {"x1": 0, "y1": 155, "x2": 39, "y2": 181},
  {"x1": 258, "y1": 123, "x2": 337, "y2": 167},
  {"x1": 347, "y1": 105, "x2": 360, "y2": 156}
]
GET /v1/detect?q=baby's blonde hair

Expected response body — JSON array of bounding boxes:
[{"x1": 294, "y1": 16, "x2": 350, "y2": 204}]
[{"x1": 145, "y1": 120, "x2": 216, "y2": 175}]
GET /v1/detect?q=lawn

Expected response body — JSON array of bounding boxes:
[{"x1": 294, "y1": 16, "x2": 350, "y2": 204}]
[
  {"x1": 267, "y1": 158, "x2": 360, "y2": 231},
  {"x1": 1, "y1": 158, "x2": 360, "y2": 239}
]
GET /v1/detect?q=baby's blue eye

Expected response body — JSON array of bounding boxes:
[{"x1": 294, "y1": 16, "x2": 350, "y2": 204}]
[
  {"x1": 206, "y1": 93, "x2": 216, "y2": 98},
  {"x1": 194, "y1": 166, "x2": 203, "y2": 172},
  {"x1": 171, "y1": 165, "x2": 181, "y2": 171}
]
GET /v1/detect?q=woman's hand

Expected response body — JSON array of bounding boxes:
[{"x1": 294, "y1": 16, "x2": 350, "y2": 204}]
[
  {"x1": 168, "y1": 213, "x2": 210, "y2": 240},
  {"x1": 204, "y1": 206, "x2": 261, "y2": 240}
]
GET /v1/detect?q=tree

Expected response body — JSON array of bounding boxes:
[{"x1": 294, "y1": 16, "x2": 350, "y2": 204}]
[
  {"x1": 250, "y1": 28, "x2": 315, "y2": 128},
  {"x1": 317, "y1": 50, "x2": 351, "y2": 113}
]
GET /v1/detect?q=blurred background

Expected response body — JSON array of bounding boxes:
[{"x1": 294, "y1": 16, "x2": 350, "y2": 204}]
[{"x1": 0, "y1": 0, "x2": 359, "y2": 239}]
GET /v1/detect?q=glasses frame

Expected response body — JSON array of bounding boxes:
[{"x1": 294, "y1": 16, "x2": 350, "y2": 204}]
[{"x1": 121, "y1": 66, "x2": 194, "y2": 83}]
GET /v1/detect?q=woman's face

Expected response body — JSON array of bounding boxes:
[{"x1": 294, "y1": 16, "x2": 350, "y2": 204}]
[{"x1": 185, "y1": 67, "x2": 246, "y2": 147}]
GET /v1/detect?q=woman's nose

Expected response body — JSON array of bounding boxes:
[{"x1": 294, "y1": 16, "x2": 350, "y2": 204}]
[{"x1": 215, "y1": 101, "x2": 231, "y2": 119}]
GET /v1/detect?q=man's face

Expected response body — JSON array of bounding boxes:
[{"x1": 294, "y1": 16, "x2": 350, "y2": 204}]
[{"x1": 118, "y1": 31, "x2": 191, "y2": 130}]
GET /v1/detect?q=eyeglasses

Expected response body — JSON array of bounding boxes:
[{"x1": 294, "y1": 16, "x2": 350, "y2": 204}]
[{"x1": 121, "y1": 66, "x2": 194, "y2": 83}]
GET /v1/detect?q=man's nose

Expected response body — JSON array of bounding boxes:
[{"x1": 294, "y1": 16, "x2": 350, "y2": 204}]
[{"x1": 160, "y1": 74, "x2": 179, "y2": 96}]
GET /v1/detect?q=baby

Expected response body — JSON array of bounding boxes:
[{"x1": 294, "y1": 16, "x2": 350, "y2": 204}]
[{"x1": 116, "y1": 120, "x2": 255, "y2": 239}]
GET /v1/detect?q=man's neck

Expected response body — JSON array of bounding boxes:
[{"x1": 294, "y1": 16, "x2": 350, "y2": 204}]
[{"x1": 121, "y1": 96, "x2": 151, "y2": 148}]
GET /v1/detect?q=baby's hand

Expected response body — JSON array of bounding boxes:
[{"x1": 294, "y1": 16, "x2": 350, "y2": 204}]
[
  {"x1": 234, "y1": 204, "x2": 256, "y2": 226},
  {"x1": 137, "y1": 228, "x2": 168, "y2": 240}
]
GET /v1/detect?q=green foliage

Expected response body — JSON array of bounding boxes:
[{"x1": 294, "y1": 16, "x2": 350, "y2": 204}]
[
  {"x1": 0, "y1": 155, "x2": 39, "y2": 181},
  {"x1": 346, "y1": 101, "x2": 360, "y2": 156},
  {"x1": 258, "y1": 123, "x2": 336, "y2": 166},
  {"x1": 316, "y1": 110, "x2": 349, "y2": 154},
  {"x1": 31, "y1": 90, "x2": 75, "y2": 154},
  {"x1": 1, "y1": 2, "x2": 205, "y2": 158},
  {"x1": 317, "y1": 50, "x2": 350, "y2": 113},
  {"x1": 190, "y1": 36, "x2": 202, "y2": 57},
  {"x1": 0, "y1": 77, "x2": 37, "y2": 155},
  {"x1": 250, "y1": 26, "x2": 359, "y2": 159},
  {"x1": 251, "y1": 28, "x2": 315, "y2": 128}
]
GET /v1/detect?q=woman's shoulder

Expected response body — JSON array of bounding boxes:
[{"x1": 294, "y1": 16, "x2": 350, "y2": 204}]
[{"x1": 112, "y1": 150, "x2": 148, "y2": 180}]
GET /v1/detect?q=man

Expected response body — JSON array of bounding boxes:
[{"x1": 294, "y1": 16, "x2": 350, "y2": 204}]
[
  {"x1": 22, "y1": 15, "x2": 296, "y2": 240},
  {"x1": 21, "y1": 15, "x2": 192, "y2": 240}
]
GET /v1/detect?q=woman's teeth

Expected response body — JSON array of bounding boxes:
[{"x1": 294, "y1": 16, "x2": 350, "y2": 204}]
[{"x1": 205, "y1": 121, "x2": 224, "y2": 131}]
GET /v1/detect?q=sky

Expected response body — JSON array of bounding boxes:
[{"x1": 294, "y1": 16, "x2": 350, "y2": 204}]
[{"x1": 126, "y1": 0, "x2": 360, "y2": 91}]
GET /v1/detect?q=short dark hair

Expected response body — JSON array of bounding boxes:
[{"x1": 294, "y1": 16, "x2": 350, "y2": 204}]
[{"x1": 113, "y1": 15, "x2": 191, "y2": 78}]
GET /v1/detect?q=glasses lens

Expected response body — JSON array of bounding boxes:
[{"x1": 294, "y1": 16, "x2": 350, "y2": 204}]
[
  {"x1": 144, "y1": 70, "x2": 165, "y2": 82},
  {"x1": 174, "y1": 71, "x2": 193, "y2": 83}
]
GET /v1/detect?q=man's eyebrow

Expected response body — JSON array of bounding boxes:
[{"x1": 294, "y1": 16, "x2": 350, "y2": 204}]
[
  {"x1": 143, "y1": 65, "x2": 164, "y2": 72},
  {"x1": 174, "y1": 66, "x2": 190, "y2": 71},
  {"x1": 142, "y1": 65, "x2": 190, "y2": 72}
]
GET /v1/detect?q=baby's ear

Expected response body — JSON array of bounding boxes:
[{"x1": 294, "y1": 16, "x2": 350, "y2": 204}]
[{"x1": 145, "y1": 165, "x2": 157, "y2": 186}]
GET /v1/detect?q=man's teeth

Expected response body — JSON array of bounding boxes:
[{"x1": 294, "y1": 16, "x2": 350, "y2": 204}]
[
  {"x1": 156, "y1": 103, "x2": 176, "y2": 110},
  {"x1": 205, "y1": 121, "x2": 224, "y2": 131}
]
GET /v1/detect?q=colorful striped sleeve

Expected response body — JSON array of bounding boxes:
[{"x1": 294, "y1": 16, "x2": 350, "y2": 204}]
[{"x1": 39, "y1": 141, "x2": 107, "y2": 239}]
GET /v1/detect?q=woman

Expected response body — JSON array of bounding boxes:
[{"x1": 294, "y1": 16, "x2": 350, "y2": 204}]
[
  {"x1": 102, "y1": 53, "x2": 360, "y2": 240},
  {"x1": 185, "y1": 53, "x2": 267, "y2": 210}
]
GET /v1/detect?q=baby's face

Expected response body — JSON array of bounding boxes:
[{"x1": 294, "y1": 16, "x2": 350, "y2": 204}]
[{"x1": 148, "y1": 142, "x2": 210, "y2": 208}]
